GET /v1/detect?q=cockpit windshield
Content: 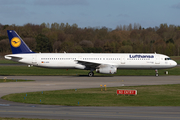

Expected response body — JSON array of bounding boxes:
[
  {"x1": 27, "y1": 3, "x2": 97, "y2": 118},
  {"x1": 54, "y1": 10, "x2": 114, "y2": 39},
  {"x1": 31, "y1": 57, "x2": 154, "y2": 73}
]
[{"x1": 165, "y1": 58, "x2": 171, "y2": 60}]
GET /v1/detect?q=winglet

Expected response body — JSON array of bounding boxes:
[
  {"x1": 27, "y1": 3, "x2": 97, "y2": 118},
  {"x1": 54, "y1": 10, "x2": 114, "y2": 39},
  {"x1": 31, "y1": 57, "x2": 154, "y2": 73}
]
[{"x1": 7, "y1": 30, "x2": 34, "y2": 54}]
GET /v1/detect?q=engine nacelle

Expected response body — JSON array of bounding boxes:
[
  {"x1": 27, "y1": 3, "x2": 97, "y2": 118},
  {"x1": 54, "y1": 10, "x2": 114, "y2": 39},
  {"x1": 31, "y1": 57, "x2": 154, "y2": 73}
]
[
  {"x1": 96, "y1": 66, "x2": 117, "y2": 74},
  {"x1": 75, "y1": 64, "x2": 86, "y2": 69}
]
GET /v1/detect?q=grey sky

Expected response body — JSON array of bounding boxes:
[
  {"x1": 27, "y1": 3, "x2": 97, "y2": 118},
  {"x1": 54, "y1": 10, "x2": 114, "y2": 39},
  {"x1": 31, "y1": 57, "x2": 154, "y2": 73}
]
[{"x1": 0, "y1": 0, "x2": 180, "y2": 29}]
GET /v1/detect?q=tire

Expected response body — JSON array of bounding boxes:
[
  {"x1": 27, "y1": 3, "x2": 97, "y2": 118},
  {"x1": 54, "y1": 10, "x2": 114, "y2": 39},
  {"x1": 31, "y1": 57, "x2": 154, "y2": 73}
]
[
  {"x1": 88, "y1": 72, "x2": 94, "y2": 77},
  {"x1": 155, "y1": 73, "x2": 159, "y2": 77}
]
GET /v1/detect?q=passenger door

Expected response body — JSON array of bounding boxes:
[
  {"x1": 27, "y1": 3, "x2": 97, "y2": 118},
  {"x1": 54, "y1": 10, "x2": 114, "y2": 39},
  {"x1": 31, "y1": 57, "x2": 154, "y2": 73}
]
[
  {"x1": 155, "y1": 55, "x2": 160, "y2": 64},
  {"x1": 32, "y1": 55, "x2": 37, "y2": 64},
  {"x1": 121, "y1": 56, "x2": 125, "y2": 64}
]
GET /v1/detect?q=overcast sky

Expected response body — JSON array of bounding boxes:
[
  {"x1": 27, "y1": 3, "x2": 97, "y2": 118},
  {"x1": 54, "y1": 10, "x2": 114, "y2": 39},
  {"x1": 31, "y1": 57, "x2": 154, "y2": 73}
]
[{"x1": 0, "y1": 0, "x2": 180, "y2": 29}]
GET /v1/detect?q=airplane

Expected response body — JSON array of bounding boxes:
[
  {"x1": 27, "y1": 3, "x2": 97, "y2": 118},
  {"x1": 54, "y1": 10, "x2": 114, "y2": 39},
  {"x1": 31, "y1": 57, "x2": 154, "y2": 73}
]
[{"x1": 5, "y1": 30, "x2": 177, "y2": 77}]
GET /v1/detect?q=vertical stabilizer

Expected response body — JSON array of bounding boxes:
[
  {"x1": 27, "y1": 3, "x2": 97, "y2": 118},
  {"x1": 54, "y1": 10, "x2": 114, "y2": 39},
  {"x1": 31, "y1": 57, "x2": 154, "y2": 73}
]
[{"x1": 7, "y1": 30, "x2": 34, "y2": 54}]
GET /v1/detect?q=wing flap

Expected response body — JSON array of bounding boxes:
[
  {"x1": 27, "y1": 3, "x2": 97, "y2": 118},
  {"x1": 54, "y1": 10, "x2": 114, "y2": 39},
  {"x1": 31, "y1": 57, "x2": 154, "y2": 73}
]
[{"x1": 76, "y1": 60, "x2": 100, "y2": 66}]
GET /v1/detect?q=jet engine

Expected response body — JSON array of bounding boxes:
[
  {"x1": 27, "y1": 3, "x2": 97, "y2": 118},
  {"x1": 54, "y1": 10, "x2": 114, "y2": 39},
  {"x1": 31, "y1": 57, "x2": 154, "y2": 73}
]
[{"x1": 96, "y1": 65, "x2": 117, "y2": 74}]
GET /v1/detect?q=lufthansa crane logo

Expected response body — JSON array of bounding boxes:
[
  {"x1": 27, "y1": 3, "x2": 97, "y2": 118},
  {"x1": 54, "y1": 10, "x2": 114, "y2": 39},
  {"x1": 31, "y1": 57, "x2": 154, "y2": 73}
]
[{"x1": 11, "y1": 37, "x2": 21, "y2": 47}]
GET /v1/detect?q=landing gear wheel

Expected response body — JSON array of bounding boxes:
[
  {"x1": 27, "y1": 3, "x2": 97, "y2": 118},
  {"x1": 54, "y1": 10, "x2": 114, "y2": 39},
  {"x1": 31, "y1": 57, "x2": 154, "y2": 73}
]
[
  {"x1": 155, "y1": 73, "x2": 159, "y2": 77},
  {"x1": 155, "y1": 69, "x2": 159, "y2": 77},
  {"x1": 88, "y1": 72, "x2": 94, "y2": 77}
]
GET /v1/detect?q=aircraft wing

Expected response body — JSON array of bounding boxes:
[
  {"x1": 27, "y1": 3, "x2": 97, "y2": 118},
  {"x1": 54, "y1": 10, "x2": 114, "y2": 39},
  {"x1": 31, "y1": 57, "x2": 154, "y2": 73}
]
[
  {"x1": 76, "y1": 60, "x2": 118, "y2": 69},
  {"x1": 76, "y1": 60, "x2": 101, "y2": 69}
]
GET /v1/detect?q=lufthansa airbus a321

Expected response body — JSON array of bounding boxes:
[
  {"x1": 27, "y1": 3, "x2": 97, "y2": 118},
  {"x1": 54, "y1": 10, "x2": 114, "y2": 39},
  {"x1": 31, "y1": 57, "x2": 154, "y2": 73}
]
[{"x1": 5, "y1": 30, "x2": 177, "y2": 77}]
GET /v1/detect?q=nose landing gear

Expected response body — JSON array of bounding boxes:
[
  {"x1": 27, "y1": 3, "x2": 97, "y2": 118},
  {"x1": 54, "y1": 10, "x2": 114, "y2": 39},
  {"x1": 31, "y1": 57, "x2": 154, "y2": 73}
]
[{"x1": 155, "y1": 69, "x2": 159, "y2": 77}]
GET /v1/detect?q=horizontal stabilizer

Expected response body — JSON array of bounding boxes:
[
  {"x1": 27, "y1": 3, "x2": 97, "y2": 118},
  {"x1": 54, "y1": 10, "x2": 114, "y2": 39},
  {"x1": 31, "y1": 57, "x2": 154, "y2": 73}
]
[{"x1": 5, "y1": 55, "x2": 22, "y2": 60}]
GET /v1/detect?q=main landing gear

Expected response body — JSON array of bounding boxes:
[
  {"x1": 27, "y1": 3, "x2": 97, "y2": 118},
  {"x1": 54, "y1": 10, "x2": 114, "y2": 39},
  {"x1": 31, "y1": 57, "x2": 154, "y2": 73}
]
[
  {"x1": 155, "y1": 69, "x2": 159, "y2": 77},
  {"x1": 88, "y1": 69, "x2": 95, "y2": 77},
  {"x1": 88, "y1": 71, "x2": 94, "y2": 77}
]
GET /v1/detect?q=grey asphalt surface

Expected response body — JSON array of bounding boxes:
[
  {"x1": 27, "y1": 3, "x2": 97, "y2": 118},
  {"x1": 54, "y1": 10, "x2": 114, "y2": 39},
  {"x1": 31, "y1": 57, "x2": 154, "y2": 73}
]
[{"x1": 0, "y1": 76, "x2": 180, "y2": 120}]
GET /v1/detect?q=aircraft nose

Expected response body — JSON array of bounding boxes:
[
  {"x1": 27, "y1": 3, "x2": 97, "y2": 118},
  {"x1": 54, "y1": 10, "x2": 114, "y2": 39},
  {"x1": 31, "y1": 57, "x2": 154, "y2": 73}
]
[{"x1": 172, "y1": 60, "x2": 177, "y2": 67}]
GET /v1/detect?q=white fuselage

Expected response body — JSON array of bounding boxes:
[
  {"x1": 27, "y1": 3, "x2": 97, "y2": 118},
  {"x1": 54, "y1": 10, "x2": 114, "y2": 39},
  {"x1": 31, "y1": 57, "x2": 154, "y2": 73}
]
[{"x1": 5, "y1": 53, "x2": 177, "y2": 70}]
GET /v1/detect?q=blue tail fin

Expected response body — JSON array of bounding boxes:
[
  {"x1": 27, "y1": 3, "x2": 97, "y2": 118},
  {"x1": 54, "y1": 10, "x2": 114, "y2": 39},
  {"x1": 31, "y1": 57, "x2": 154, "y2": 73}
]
[{"x1": 7, "y1": 30, "x2": 34, "y2": 54}]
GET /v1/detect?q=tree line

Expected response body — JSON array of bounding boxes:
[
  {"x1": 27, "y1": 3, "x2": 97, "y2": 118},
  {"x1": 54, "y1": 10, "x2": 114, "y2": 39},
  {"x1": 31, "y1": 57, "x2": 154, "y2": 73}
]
[{"x1": 0, "y1": 23, "x2": 180, "y2": 56}]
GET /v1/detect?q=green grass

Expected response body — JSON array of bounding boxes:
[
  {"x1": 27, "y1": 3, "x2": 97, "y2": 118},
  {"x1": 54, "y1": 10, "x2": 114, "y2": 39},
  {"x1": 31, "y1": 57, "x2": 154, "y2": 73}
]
[
  {"x1": 118, "y1": 66, "x2": 180, "y2": 76},
  {"x1": 0, "y1": 79, "x2": 34, "y2": 82},
  {"x1": 0, "y1": 59, "x2": 18, "y2": 64},
  {"x1": 0, "y1": 66, "x2": 88, "y2": 76},
  {"x1": 2, "y1": 84, "x2": 180, "y2": 106},
  {"x1": 0, "y1": 118, "x2": 57, "y2": 120},
  {"x1": 0, "y1": 65, "x2": 179, "y2": 76}
]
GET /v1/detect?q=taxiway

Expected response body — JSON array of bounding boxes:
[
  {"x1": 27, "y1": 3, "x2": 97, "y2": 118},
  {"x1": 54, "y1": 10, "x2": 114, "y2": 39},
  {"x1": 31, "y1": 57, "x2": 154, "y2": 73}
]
[{"x1": 0, "y1": 76, "x2": 180, "y2": 120}]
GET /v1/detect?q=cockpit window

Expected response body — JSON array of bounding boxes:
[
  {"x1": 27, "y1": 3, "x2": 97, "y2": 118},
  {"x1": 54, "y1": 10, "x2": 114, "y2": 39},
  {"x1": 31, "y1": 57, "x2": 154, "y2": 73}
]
[{"x1": 165, "y1": 58, "x2": 171, "y2": 60}]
